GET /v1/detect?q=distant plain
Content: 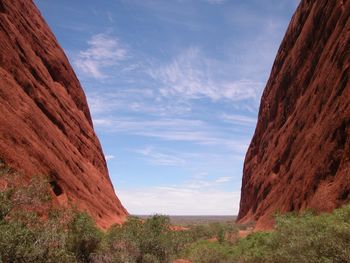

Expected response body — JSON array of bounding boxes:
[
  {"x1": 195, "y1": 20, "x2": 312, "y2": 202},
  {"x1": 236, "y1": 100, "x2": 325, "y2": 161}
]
[{"x1": 136, "y1": 215, "x2": 237, "y2": 226}]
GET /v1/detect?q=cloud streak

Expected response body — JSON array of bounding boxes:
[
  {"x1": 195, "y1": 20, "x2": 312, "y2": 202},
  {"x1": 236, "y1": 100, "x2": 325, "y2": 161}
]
[
  {"x1": 74, "y1": 33, "x2": 127, "y2": 79},
  {"x1": 221, "y1": 113, "x2": 257, "y2": 126},
  {"x1": 205, "y1": 0, "x2": 227, "y2": 4},
  {"x1": 93, "y1": 117, "x2": 250, "y2": 153},
  {"x1": 148, "y1": 48, "x2": 264, "y2": 102},
  {"x1": 132, "y1": 146, "x2": 186, "y2": 166},
  {"x1": 185, "y1": 176, "x2": 234, "y2": 189},
  {"x1": 105, "y1": 155, "x2": 115, "y2": 160},
  {"x1": 87, "y1": 89, "x2": 192, "y2": 118}
]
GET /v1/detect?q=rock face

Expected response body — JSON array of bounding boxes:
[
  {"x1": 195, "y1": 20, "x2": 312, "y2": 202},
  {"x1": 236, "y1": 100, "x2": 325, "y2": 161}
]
[
  {"x1": 0, "y1": 0, "x2": 127, "y2": 228},
  {"x1": 238, "y1": 0, "x2": 350, "y2": 229}
]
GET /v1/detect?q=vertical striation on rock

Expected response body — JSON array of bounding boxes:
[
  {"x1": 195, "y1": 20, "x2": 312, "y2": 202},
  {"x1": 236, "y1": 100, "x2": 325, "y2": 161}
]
[
  {"x1": 0, "y1": 0, "x2": 127, "y2": 228},
  {"x1": 238, "y1": 0, "x2": 350, "y2": 229}
]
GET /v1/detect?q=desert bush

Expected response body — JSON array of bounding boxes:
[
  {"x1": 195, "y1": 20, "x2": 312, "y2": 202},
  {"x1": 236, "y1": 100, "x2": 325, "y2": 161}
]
[
  {"x1": 99, "y1": 218, "x2": 142, "y2": 262},
  {"x1": 0, "y1": 186, "x2": 74, "y2": 263},
  {"x1": 0, "y1": 167, "x2": 78, "y2": 262},
  {"x1": 67, "y1": 211, "x2": 103, "y2": 263},
  {"x1": 268, "y1": 207, "x2": 350, "y2": 263},
  {"x1": 142, "y1": 253, "x2": 161, "y2": 263},
  {"x1": 101, "y1": 214, "x2": 181, "y2": 262},
  {"x1": 184, "y1": 222, "x2": 238, "y2": 244},
  {"x1": 208, "y1": 222, "x2": 238, "y2": 243},
  {"x1": 0, "y1": 188, "x2": 13, "y2": 220},
  {"x1": 183, "y1": 240, "x2": 236, "y2": 263},
  {"x1": 233, "y1": 231, "x2": 274, "y2": 263},
  {"x1": 233, "y1": 206, "x2": 350, "y2": 263},
  {"x1": 3, "y1": 162, "x2": 350, "y2": 263},
  {"x1": 0, "y1": 219, "x2": 74, "y2": 262},
  {"x1": 140, "y1": 215, "x2": 173, "y2": 261},
  {"x1": 187, "y1": 224, "x2": 212, "y2": 240}
]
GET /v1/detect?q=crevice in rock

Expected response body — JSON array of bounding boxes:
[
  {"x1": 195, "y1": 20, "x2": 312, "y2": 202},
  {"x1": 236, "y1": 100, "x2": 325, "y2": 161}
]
[
  {"x1": 0, "y1": 2, "x2": 5, "y2": 13},
  {"x1": 34, "y1": 98, "x2": 68, "y2": 136},
  {"x1": 50, "y1": 180, "x2": 63, "y2": 196},
  {"x1": 335, "y1": 70, "x2": 349, "y2": 98},
  {"x1": 338, "y1": 189, "x2": 350, "y2": 201}
]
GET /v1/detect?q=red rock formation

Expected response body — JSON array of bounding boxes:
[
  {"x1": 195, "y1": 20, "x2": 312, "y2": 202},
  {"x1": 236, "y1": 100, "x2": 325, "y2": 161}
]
[
  {"x1": 0, "y1": 0, "x2": 127, "y2": 228},
  {"x1": 238, "y1": 0, "x2": 350, "y2": 229}
]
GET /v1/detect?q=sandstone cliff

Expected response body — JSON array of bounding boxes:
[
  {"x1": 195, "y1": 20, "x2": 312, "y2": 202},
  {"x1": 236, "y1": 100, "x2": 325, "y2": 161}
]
[
  {"x1": 0, "y1": 0, "x2": 127, "y2": 228},
  {"x1": 238, "y1": 0, "x2": 350, "y2": 229}
]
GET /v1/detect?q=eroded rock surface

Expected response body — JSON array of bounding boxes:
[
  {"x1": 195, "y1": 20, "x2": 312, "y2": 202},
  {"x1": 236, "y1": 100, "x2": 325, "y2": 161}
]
[
  {"x1": 0, "y1": 0, "x2": 127, "y2": 228},
  {"x1": 238, "y1": 0, "x2": 350, "y2": 229}
]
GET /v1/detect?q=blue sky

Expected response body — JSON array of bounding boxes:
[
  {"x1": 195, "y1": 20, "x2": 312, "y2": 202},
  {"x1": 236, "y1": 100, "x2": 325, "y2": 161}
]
[{"x1": 35, "y1": 0, "x2": 299, "y2": 215}]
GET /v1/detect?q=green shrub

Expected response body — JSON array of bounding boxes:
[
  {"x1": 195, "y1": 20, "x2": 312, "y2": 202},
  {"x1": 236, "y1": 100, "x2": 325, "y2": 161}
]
[
  {"x1": 268, "y1": 208, "x2": 350, "y2": 263},
  {"x1": 233, "y1": 206, "x2": 350, "y2": 263},
  {"x1": 3, "y1": 162, "x2": 350, "y2": 263},
  {"x1": 67, "y1": 212, "x2": 103, "y2": 263},
  {"x1": 0, "y1": 169, "x2": 74, "y2": 263},
  {"x1": 99, "y1": 214, "x2": 197, "y2": 262},
  {"x1": 100, "y1": 219, "x2": 141, "y2": 262},
  {"x1": 118, "y1": 215, "x2": 177, "y2": 262},
  {"x1": 140, "y1": 215, "x2": 172, "y2": 261},
  {"x1": 233, "y1": 231, "x2": 274, "y2": 263},
  {"x1": 142, "y1": 253, "x2": 161, "y2": 263},
  {"x1": 183, "y1": 240, "x2": 236, "y2": 263},
  {"x1": 0, "y1": 188, "x2": 13, "y2": 220},
  {"x1": 0, "y1": 204, "x2": 74, "y2": 263}
]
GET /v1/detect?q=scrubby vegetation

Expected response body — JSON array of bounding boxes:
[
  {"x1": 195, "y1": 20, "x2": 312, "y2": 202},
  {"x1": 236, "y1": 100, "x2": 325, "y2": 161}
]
[
  {"x1": 1, "y1": 163, "x2": 350, "y2": 263},
  {"x1": 183, "y1": 207, "x2": 350, "y2": 263},
  {"x1": 0, "y1": 163, "x2": 237, "y2": 263}
]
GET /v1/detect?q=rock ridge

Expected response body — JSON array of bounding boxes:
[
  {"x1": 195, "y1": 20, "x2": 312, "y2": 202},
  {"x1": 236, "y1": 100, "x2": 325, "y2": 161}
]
[
  {"x1": 0, "y1": 0, "x2": 127, "y2": 228},
  {"x1": 238, "y1": 0, "x2": 350, "y2": 229}
]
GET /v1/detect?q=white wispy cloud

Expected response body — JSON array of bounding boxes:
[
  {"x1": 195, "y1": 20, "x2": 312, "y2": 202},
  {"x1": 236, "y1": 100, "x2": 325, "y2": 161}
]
[
  {"x1": 93, "y1": 118, "x2": 113, "y2": 126},
  {"x1": 148, "y1": 48, "x2": 263, "y2": 102},
  {"x1": 205, "y1": 0, "x2": 226, "y2": 4},
  {"x1": 185, "y1": 176, "x2": 234, "y2": 189},
  {"x1": 94, "y1": 118, "x2": 203, "y2": 131},
  {"x1": 215, "y1": 176, "x2": 234, "y2": 183},
  {"x1": 221, "y1": 113, "x2": 257, "y2": 126},
  {"x1": 93, "y1": 117, "x2": 250, "y2": 153},
  {"x1": 118, "y1": 187, "x2": 240, "y2": 215},
  {"x1": 105, "y1": 155, "x2": 115, "y2": 160},
  {"x1": 74, "y1": 33, "x2": 127, "y2": 79},
  {"x1": 132, "y1": 146, "x2": 186, "y2": 166},
  {"x1": 87, "y1": 90, "x2": 191, "y2": 117}
]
